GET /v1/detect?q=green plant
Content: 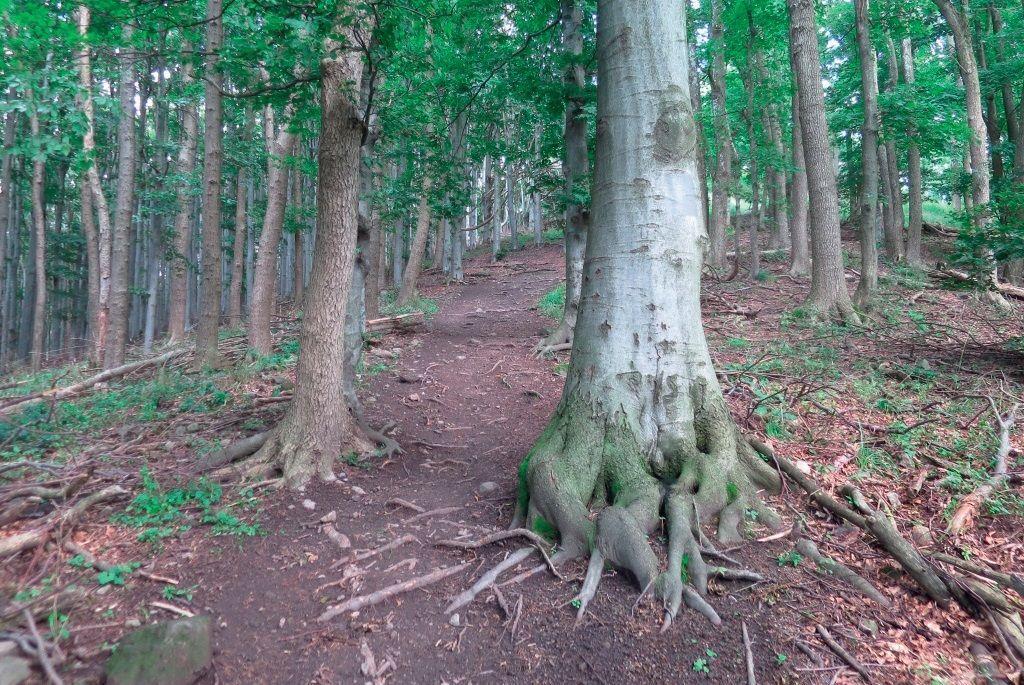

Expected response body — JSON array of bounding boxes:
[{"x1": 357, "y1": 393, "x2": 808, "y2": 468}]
[
  {"x1": 691, "y1": 658, "x2": 710, "y2": 675},
  {"x1": 537, "y1": 282, "x2": 566, "y2": 320},
  {"x1": 97, "y1": 562, "x2": 141, "y2": 586},
  {"x1": 162, "y1": 584, "x2": 198, "y2": 602},
  {"x1": 776, "y1": 550, "x2": 803, "y2": 567},
  {"x1": 47, "y1": 611, "x2": 70, "y2": 643},
  {"x1": 726, "y1": 337, "x2": 749, "y2": 349},
  {"x1": 380, "y1": 290, "x2": 440, "y2": 319},
  {"x1": 775, "y1": 653, "x2": 788, "y2": 665}
]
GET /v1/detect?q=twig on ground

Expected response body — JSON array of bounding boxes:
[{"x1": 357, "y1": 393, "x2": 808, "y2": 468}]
[
  {"x1": 742, "y1": 621, "x2": 756, "y2": 685},
  {"x1": 948, "y1": 398, "x2": 1018, "y2": 535},
  {"x1": 22, "y1": 609, "x2": 64, "y2": 685},
  {"x1": 318, "y1": 563, "x2": 469, "y2": 622},
  {"x1": 816, "y1": 625, "x2": 871, "y2": 683}
]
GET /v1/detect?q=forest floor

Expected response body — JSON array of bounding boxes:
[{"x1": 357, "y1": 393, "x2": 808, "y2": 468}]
[{"x1": 1, "y1": 236, "x2": 1023, "y2": 684}]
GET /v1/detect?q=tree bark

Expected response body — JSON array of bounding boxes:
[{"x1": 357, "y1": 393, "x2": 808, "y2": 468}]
[
  {"x1": 707, "y1": 0, "x2": 732, "y2": 269},
  {"x1": 228, "y1": 110, "x2": 252, "y2": 328},
  {"x1": 292, "y1": 163, "x2": 304, "y2": 307},
  {"x1": 900, "y1": 37, "x2": 924, "y2": 268},
  {"x1": 882, "y1": 33, "x2": 906, "y2": 262},
  {"x1": 518, "y1": 0, "x2": 781, "y2": 626},
  {"x1": 536, "y1": 0, "x2": 589, "y2": 352},
  {"x1": 28, "y1": 110, "x2": 46, "y2": 371},
  {"x1": 397, "y1": 173, "x2": 432, "y2": 306},
  {"x1": 789, "y1": 85, "x2": 811, "y2": 276},
  {"x1": 196, "y1": 0, "x2": 225, "y2": 367},
  {"x1": 853, "y1": 0, "x2": 880, "y2": 309},
  {"x1": 250, "y1": 15, "x2": 367, "y2": 489},
  {"x1": 787, "y1": 0, "x2": 858, "y2": 322},
  {"x1": 743, "y1": 12, "x2": 761, "y2": 281},
  {"x1": 168, "y1": 52, "x2": 199, "y2": 345},
  {"x1": 0, "y1": 107, "x2": 15, "y2": 330},
  {"x1": 247, "y1": 107, "x2": 296, "y2": 355},
  {"x1": 144, "y1": 65, "x2": 169, "y2": 354},
  {"x1": 104, "y1": 24, "x2": 138, "y2": 369}
]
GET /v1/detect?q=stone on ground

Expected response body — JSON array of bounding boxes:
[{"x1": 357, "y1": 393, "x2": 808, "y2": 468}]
[{"x1": 104, "y1": 616, "x2": 213, "y2": 685}]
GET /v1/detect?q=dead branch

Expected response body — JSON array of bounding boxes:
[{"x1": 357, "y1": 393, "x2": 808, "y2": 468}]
[
  {"x1": 22, "y1": 609, "x2": 64, "y2": 685},
  {"x1": 741, "y1": 621, "x2": 756, "y2": 685},
  {"x1": 366, "y1": 311, "x2": 425, "y2": 334},
  {"x1": 404, "y1": 506, "x2": 462, "y2": 524},
  {"x1": 317, "y1": 563, "x2": 469, "y2": 622},
  {"x1": 331, "y1": 534, "x2": 419, "y2": 569},
  {"x1": 816, "y1": 624, "x2": 871, "y2": 683},
  {"x1": 0, "y1": 349, "x2": 187, "y2": 417},
  {"x1": 0, "y1": 485, "x2": 128, "y2": 558},
  {"x1": 948, "y1": 399, "x2": 1018, "y2": 535}
]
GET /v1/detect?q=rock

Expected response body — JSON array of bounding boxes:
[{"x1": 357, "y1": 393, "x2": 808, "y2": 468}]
[
  {"x1": 408, "y1": 393, "x2": 420, "y2": 402},
  {"x1": 0, "y1": 655, "x2": 31, "y2": 685},
  {"x1": 911, "y1": 525, "x2": 933, "y2": 548},
  {"x1": 886, "y1": 492, "x2": 902, "y2": 509},
  {"x1": 477, "y1": 481, "x2": 499, "y2": 495},
  {"x1": 448, "y1": 613, "x2": 460, "y2": 627},
  {"x1": 351, "y1": 486, "x2": 367, "y2": 496},
  {"x1": 0, "y1": 642, "x2": 16, "y2": 659},
  {"x1": 124, "y1": 618, "x2": 141, "y2": 628},
  {"x1": 105, "y1": 617, "x2": 213, "y2": 685},
  {"x1": 320, "y1": 510, "x2": 337, "y2": 523},
  {"x1": 301, "y1": 499, "x2": 316, "y2": 511}
]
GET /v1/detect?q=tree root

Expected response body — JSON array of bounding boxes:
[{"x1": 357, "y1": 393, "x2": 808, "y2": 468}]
[
  {"x1": 532, "y1": 320, "x2": 573, "y2": 358},
  {"x1": 741, "y1": 621, "x2": 756, "y2": 685},
  {"x1": 331, "y1": 534, "x2": 419, "y2": 570},
  {"x1": 792, "y1": 528, "x2": 890, "y2": 607},
  {"x1": 947, "y1": 398, "x2": 1016, "y2": 536},
  {"x1": 445, "y1": 547, "x2": 535, "y2": 614},
  {"x1": 816, "y1": 624, "x2": 871, "y2": 683},
  {"x1": 436, "y1": 528, "x2": 564, "y2": 580},
  {"x1": 318, "y1": 563, "x2": 468, "y2": 622}
]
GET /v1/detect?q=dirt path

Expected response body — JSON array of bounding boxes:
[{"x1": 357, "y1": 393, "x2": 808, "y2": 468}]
[{"x1": 184, "y1": 245, "x2": 793, "y2": 684}]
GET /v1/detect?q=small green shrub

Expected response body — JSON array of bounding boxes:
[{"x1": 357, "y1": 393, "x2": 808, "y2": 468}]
[{"x1": 538, "y1": 283, "x2": 566, "y2": 320}]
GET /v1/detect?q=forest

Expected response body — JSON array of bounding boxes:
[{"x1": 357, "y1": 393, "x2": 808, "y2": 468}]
[{"x1": 0, "y1": 0, "x2": 1022, "y2": 682}]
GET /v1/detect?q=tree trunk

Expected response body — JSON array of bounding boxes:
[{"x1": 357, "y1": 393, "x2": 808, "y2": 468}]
[
  {"x1": 364, "y1": 182, "x2": 383, "y2": 319},
  {"x1": 744, "y1": 14, "x2": 761, "y2": 281},
  {"x1": 853, "y1": 0, "x2": 880, "y2": 309},
  {"x1": 900, "y1": 37, "x2": 924, "y2": 268},
  {"x1": 0, "y1": 107, "x2": 15, "y2": 327},
  {"x1": 707, "y1": 0, "x2": 731, "y2": 269},
  {"x1": 195, "y1": 0, "x2": 225, "y2": 366},
  {"x1": 517, "y1": 0, "x2": 781, "y2": 626},
  {"x1": 247, "y1": 108, "x2": 296, "y2": 355},
  {"x1": 251, "y1": 17, "x2": 367, "y2": 489},
  {"x1": 228, "y1": 110, "x2": 252, "y2": 328},
  {"x1": 28, "y1": 111, "x2": 46, "y2": 372},
  {"x1": 536, "y1": 0, "x2": 589, "y2": 352},
  {"x1": 489, "y1": 160, "x2": 502, "y2": 262},
  {"x1": 397, "y1": 173, "x2": 432, "y2": 306},
  {"x1": 144, "y1": 66, "x2": 169, "y2": 354},
  {"x1": 789, "y1": 84, "x2": 811, "y2": 276},
  {"x1": 788, "y1": 0, "x2": 858, "y2": 322},
  {"x1": 881, "y1": 33, "x2": 906, "y2": 262},
  {"x1": 292, "y1": 166, "x2": 304, "y2": 307},
  {"x1": 104, "y1": 25, "x2": 138, "y2": 369}
]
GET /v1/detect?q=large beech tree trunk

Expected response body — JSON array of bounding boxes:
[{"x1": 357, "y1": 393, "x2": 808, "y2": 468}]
[
  {"x1": 536, "y1": 0, "x2": 588, "y2": 353},
  {"x1": 882, "y1": 34, "x2": 906, "y2": 262},
  {"x1": 104, "y1": 25, "x2": 138, "y2": 369},
  {"x1": 168, "y1": 54, "x2": 198, "y2": 345},
  {"x1": 250, "y1": 17, "x2": 367, "y2": 489},
  {"x1": 787, "y1": 0, "x2": 858, "y2": 322},
  {"x1": 397, "y1": 173, "x2": 432, "y2": 306},
  {"x1": 853, "y1": 0, "x2": 880, "y2": 309},
  {"x1": 196, "y1": 0, "x2": 224, "y2": 367},
  {"x1": 516, "y1": 0, "x2": 781, "y2": 627}
]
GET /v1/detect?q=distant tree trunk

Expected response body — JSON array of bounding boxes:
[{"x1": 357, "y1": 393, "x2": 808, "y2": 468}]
[
  {"x1": 744, "y1": 11, "x2": 761, "y2": 281},
  {"x1": 168, "y1": 54, "x2": 198, "y2": 345},
  {"x1": 900, "y1": 38, "x2": 924, "y2": 268},
  {"x1": 104, "y1": 25, "x2": 138, "y2": 369},
  {"x1": 689, "y1": 44, "x2": 710, "y2": 231},
  {"x1": 195, "y1": 0, "x2": 225, "y2": 367},
  {"x1": 228, "y1": 110, "x2": 252, "y2": 328},
  {"x1": 506, "y1": 166, "x2": 519, "y2": 250},
  {"x1": 28, "y1": 110, "x2": 46, "y2": 371},
  {"x1": 0, "y1": 108, "x2": 15, "y2": 323},
  {"x1": 250, "y1": 15, "x2": 367, "y2": 489},
  {"x1": 707, "y1": 0, "x2": 731, "y2": 269},
  {"x1": 852, "y1": 0, "x2": 880, "y2": 309},
  {"x1": 788, "y1": 0, "x2": 858, "y2": 322},
  {"x1": 247, "y1": 108, "x2": 296, "y2": 355},
  {"x1": 934, "y1": 0, "x2": 1010, "y2": 310},
  {"x1": 531, "y1": 191, "x2": 543, "y2": 245},
  {"x1": 489, "y1": 160, "x2": 502, "y2": 262},
  {"x1": 398, "y1": 172, "x2": 432, "y2": 306},
  {"x1": 292, "y1": 168, "x2": 304, "y2": 307},
  {"x1": 144, "y1": 66, "x2": 169, "y2": 354},
  {"x1": 536, "y1": 0, "x2": 589, "y2": 352},
  {"x1": 364, "y1": 179, "x2": 382, "y2": 319},
  {"x1": 881, "y1": 33, "x2": 906, "y2": 262},
  {"x1": 788, "y1": 85, "x2": 811, "y2": 276}
]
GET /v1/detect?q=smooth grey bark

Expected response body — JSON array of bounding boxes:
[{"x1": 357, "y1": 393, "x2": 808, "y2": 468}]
[
  {"x1": 397, "y1": 171, "x2": 433, "y2": 306},
  {"x1": 144, "y1": 67, "x2": 169, "y2": 354},
  {"x1": 196, "y1": 0, "x2": 225, "y2": 367},
  {"x1": 881, "y1": 33, "x2": 906, "y2": 262},
  {"x1": 900, "y1": 37, "x2": 924, "y2": 268},
  {"x1": 519, "y1": 0, "x2": 781, "y2": 627},
  {"x1": 28, "y1": 109, "x2": 46, "y2": 371},
  {"x1": 707, "y1": 0, "x2": 731, "y2": 269},
  {"x1": 0, "y1": 107, "x2": 15, "y2": 326},
  {"x1": 853, "y1": 0, "x2": 879, "y2": 309},
  {"x1": 168, "y1": 51, "x2": 198, "y2": 345},
  {"x1": 104, "y1": 25, "x2": 138, "y2": 369},
  {"x1": 743, "y1": 14, "x2": 761, "y2": 281},
  {"x1": 788, "y1": 0, "x2": 858, "y2": 322},
  {"x1": 489, "y1": 158, "x2": 502, "y2": 262}
]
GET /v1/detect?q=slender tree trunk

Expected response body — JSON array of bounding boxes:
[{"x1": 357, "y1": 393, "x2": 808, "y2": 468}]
[
  {"x1": 506, "y1": 166, "x2": 519, "y2": 250},
  {"x1": 744, "y1": 10, "x2": 761, "y2": 281},
  {"x1": 788, "y1": 0, "x2": 858, "y2": 322},
  {"x1": 195, "y1": 0, "x2": 225, "y2": 366},
  {"x1": 247, "y1": 108, "x2": 296, "y2": 355},
  {"x1": 228, "y1": 111, "x2": 252, "y2": 328},
  {"x1": 28, "y1": 111, "x2": 46, "y2": 371},
  {"x1": 518, "y1": 0, "x2": 781, "y2": 624},
  {"x1": 144, "y1": 67, "x2": 169, "y2": 354},
  {"x1": 707, "y1": 0, "x2": 731, "y2": 269},
  {"x1": 104, "y1": 25, "x2": 138, "y2": 369},
  {"x1": 0, "y1": 108, "x2": 14, "y2": 322},
  {"x1": 489, "y1": 160, "x2": 502, "y2": 262},
  {"x1": 364, "y1": 184, "x2": 382, "y2": 319},
  {"x1": 881, "y1": 33, "x2": 906, "y2": 262},
  {"x1": 900, "y1": 38, "x2": 924, "y2": 267},
  {"x1": 168, "y1": 54, "x2": 198, "y2": 345},
  {"x1": 789, "y1": 86, "x2": 811, "y2": 276},
  {"x1": 853, "y1": 0, "x2": 880, "y2": 308},
  {"x1": 292, "y1": 165, "x2": 304, "y2": 307},
  {"x1": 251, "y1": 16, "x2": 367, "y2": 489},
  {"x1": 397, "y1": 173, "x2": 432, "y2": 306}
]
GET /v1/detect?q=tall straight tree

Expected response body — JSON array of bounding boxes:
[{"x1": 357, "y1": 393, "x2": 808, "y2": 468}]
[
  {"x1": 787, "y1": 0, "x2": 858, "y2": 322},
  {"x1": 789, "y1": 84, "x2": 811, "y2": 276},
  {"x1": 196, "y1": 0, "x2": 225, "y2": 366},
  {"x1": 104, "y1": 24, "x2": 138, "y2": 369},
  {"x1": 853, "y1": 0, "x2": 879, "y2": 309},
  {"x1": 511, "y1": 0, "x2": 781, "y2": 628},
  {"x1": 168, "y1": 52, "x2": 199, "y2": 345},
  {"x1": 535, "y1": 0, "x2": 588, "y2": 354},
  {"x1": 247, "y1": 13, "x2": 369, "y2": 487},
  {"x1": 900, "y1": 37, "x2": 923, "y2": 268},
  {"x1": 28, "y1": 108, "x2": 46, "y2": 371},
  {"x1": 707, "y1": 0, "x2": 731, "y2": 269}
]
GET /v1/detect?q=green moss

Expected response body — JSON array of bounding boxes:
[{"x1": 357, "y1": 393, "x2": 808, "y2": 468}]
[
  {"x1": 532, "y1": 515, "x2": 558, "y2": 543},
  {"x1": 726, "y1": 481, "x2": 740, "y2": 505},
  {"x1": 516, "y1": 453, "x2": 532, "y2": 514},
  {"x1": 680, "y1": 552, "x2": 692, "y2": 583}
]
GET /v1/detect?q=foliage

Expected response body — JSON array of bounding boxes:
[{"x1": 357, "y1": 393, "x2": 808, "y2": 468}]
[{"x1": 537, "y1": 282, "x2": 566, "y2": 320}]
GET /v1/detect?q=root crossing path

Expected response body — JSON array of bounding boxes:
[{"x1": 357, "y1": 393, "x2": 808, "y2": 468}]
[{"x1": 192, "y1": 246, "x2": 792, "y2": 684}]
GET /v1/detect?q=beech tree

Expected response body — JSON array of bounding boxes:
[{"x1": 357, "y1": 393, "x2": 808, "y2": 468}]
[{"x1": 511, "y1": 0, "x2": 782, "y2": 625}]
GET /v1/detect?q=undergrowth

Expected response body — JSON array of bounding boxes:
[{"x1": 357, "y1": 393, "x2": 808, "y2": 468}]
[{"x1": 538, "y1": 282, "x2": 566, "y2": 320}]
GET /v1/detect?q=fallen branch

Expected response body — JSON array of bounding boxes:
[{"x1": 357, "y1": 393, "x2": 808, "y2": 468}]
[
  {"x1": 63, "y1": 540, "x2": 177, "y2": 584},
  {"x1": 816, "y1": 624, "x2": 870, "y2": 683},
  {"x1": 194, "y1": 431, "x2": 271, "y2": 473},
  {"x1": 22, "y1": 609, "x2": 64, "y2": 685},
  {"x1": 0, "y1": 485, "x2": 128, "y2": 558},
  {"x1": 948, "y1": 398, "x2": 1018, "y2": 535},
  {"x1": 932, "y1": 268, "x2": 1024, "y2": 300},
  {"x1": 741, "y1": 621, "x2": 756, "y2": 685},
  {"x1": 366, "y1": 311, "x2": 425, "y2": 334},
  {"x1": 317, "y1": 563, "x2": 468, "y2": 622},
  {"x1": 404, "y1": 506, "x2": 461, "y2": 524},
  {"x1": 793, "y1": 532, "x2": 890, "y2": 607},
  {"x1": 331, "y1": 534, "x2": 419, "y2": 570},
  {"x1": 0, "y1": 349, "x2": 187, "y2": 417},
  {"x1": 445, "y1": 548, "x2": 535, "y2": 614}
]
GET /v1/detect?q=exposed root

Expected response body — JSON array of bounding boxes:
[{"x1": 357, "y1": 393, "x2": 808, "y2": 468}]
[
  {"x1": 741, "y1": 621, "x2": 756, "y2": 685},
  {"x1": 532, "y1": 320, "x2": 573, "y2": 358},
  {"x1": 436, "y1": 528, "x2": 564, "y2": 580},
  {"x1": 445, "y1": 547, "x2": 535, "y2": 614},
  {"x1": 573, "y1": 548, "x2": 605, "y2": 624},
  {"x1": 318, "y1": 563, "x2": 469, "y2": 622},
  {"x1": 816, "y1": 624, "x2": 872, "y2": 683},
  {"x1": 792, "y1": 527, "x2": 890, "y2": 607}
]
